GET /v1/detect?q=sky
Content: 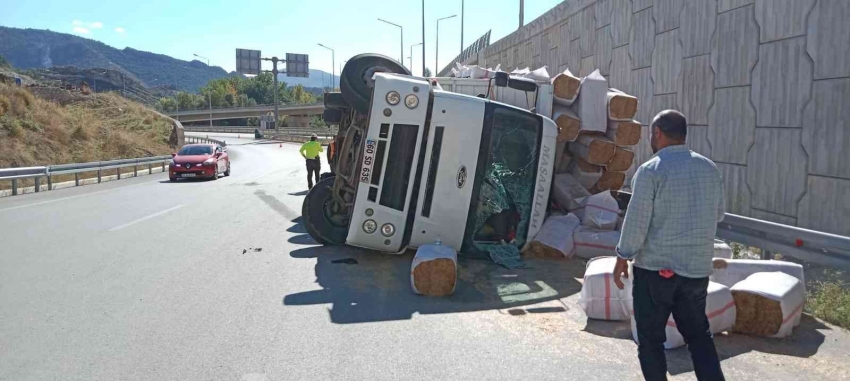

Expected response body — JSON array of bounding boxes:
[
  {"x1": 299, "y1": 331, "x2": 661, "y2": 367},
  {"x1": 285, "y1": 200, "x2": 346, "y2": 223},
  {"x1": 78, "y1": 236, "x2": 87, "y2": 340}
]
[{"x1": 0, "y1": 0, "x2": 564, "y2": 78}]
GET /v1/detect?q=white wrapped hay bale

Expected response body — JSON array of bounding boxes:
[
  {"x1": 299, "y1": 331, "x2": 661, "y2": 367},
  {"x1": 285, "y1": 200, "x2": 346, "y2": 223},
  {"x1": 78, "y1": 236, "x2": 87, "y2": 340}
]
[
  {"x1": 579, "y1": 191, "x2": 619, "y2": 230},
  {"x1": 569, "y1": 158, "x2": 603, "y2": 189},
  {"x1": 551, "y1": 174, "x2": 592, "y2": 211},
  {"x1": 570, "y1": 70, "x2": 608, "y2": 133},
  {"x1": 607, "y1": 89, "x2": 639, "y2": 121},
  {"x1": 569, "y1": 134, "x2": 616, "y2": 165},
  {"x1": 553, "y1": 106, "x2": 581, "y2": 142},
  {"x1": 594, "y1": 169, "x2": 626, "y2": 191},
  {"x1": 710, "y1": 259, "x2": 805, "y2": 294},
  {"x1": 730, "y1": 272, "x2": 806, "y2": 338},
  {"x1": 713, "y1": 240, "x2": 733, "y2": 259},
  {"x1": 552, "y1": 68, "x2": 581, "y2": 106},
  {"x1": 605, "y1": 147, "x2": 635, "y2": 172},
  {"x1": 573, "y1": 226, "x2": 620, "y2": 259},
  {"x1": 578, "y1": 257, "x2": 632, "y2": 321},
  {"x1": 630, "y1": 281, "x2": 737, "y2": 349},
  {"x1": 411, "y1": 242, "x2": 458, "y2": 297},
  {"x1": 606, "y1": 120, "x2": 641, "y2": 146},
  {"x1": 525, "y1": 214, "x2": 582, "y2": 259}
]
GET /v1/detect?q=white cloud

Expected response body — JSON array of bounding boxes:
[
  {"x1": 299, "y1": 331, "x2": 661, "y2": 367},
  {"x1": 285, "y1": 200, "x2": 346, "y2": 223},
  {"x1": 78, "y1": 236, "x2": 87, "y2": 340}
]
[
  {"x1": 90, "y1": 21, "x2": 103, "y2": 29},
  {"x1": 72, "y1": 27, "x2": 90, "y2": 34},
  {"x1": 114, "y1": 27, "x2": 125, "y2": 34},
  {"x1": 72, "y1": 20, "x2": 84, "y2": 26}
]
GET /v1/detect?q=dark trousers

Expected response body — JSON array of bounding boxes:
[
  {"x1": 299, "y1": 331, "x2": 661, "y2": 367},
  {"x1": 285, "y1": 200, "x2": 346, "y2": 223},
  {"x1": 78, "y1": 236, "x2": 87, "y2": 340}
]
[
  {"x1": 632, "y1": 266, "x2": 725, "y2": 381},
  {"x1": 306, "y1": 158, "x2": 321, "y2": 189}
]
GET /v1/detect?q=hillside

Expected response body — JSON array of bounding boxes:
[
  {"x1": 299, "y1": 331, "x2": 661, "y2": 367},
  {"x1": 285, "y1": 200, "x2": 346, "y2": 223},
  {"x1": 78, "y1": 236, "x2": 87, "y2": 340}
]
[
  {"x1": 0, "y1": 26, "x2": 229, "y2": 92},
  {"x1": 0, "y1": 82, "x2": 174, "y2": 168}
]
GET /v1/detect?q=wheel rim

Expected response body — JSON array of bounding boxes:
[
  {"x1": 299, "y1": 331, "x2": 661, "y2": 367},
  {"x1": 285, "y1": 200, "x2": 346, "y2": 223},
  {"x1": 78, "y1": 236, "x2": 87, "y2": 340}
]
[{"x1": 322, "y1": 194, "x2": 349, "y2": 228}]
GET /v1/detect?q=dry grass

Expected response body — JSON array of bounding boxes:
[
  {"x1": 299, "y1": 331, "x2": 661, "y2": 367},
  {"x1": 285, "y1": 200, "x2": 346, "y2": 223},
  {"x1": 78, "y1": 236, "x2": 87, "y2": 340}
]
[{"x1": 0, "y1": 83, "x2": 173, "y2": 170}]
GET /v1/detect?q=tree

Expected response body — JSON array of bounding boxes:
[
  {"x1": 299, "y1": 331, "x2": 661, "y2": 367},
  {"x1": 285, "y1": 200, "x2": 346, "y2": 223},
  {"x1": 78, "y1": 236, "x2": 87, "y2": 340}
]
[
  {"x1": 156, "y1": 97, "x2": 177, "y2": 112},
  {"x1": 424, "y1": 68, "x2": 432, "y2": 77},
  {"x1": 290, "y1": 85, "x2": 315, "y2": 104}
]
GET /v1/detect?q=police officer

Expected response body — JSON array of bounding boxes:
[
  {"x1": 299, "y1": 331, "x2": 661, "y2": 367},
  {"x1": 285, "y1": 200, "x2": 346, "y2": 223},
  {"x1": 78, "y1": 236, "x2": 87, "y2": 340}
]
[{"x1": 300, "y1": 134, "x2": 324, "y2": 189}]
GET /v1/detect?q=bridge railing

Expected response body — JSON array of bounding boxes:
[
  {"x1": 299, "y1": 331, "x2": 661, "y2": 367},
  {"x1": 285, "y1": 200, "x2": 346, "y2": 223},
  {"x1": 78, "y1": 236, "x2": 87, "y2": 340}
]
[{"x1": 168, "y1": 102, "x2": 323, "y2": 115}]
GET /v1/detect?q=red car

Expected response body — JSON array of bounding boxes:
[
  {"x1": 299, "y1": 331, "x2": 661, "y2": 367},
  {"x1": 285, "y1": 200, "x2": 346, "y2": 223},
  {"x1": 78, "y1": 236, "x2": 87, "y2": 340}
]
[{"x1": 169, "y1": 144, "x2": 230, "y2": 181}]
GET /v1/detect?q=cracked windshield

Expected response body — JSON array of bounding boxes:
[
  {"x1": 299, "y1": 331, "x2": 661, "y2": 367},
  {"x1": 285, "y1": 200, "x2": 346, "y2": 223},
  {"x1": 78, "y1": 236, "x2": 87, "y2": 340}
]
[{"x1": 1, "y1": 0, "x2": 849, "y2": 380}]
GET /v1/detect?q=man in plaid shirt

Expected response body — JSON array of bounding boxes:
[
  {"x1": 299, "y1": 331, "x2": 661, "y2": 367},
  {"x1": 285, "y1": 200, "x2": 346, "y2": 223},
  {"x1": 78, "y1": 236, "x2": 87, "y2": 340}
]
[{"x1": 613, "y1": 110, "x2": 726, "y2": 381}]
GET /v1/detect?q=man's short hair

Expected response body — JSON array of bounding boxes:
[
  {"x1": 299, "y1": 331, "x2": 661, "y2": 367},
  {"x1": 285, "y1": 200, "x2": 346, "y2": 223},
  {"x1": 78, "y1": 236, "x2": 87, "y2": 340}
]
[{"x1": 651, "y1": 110, "x2": 688, "y2": 141}]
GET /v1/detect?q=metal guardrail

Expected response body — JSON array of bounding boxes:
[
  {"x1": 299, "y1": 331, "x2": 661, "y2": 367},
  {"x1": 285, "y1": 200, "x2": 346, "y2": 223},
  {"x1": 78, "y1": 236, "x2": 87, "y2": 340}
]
[
  {"x1": 717, "y1": 213, "x2": 850, "y2": 270},
  {"x1": 185, "y1": 135, "x2": 227, "y2": 146},
  {"x1": 168, "y1": 102, "x2": 324, "y2": 115}
]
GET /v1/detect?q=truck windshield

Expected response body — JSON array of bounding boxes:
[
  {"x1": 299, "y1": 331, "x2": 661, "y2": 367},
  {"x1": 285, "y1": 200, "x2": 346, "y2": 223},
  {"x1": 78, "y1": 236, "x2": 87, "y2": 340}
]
[{"x1": 462, "y1": 105, "x2": 541, "y2": 257}]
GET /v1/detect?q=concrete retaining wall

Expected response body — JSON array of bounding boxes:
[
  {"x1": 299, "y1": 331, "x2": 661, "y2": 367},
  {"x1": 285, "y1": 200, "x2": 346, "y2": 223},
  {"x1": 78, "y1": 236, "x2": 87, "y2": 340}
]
[{"x1": 447, "y1": 0, "x2": 850, "y2": 236}]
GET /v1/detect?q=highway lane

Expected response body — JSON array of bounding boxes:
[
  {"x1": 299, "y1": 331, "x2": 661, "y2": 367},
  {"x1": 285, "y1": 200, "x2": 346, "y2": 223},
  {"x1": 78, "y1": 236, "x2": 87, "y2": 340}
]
[{"x1": 1, "y1": 133, "x2": 849, "y2": 381}]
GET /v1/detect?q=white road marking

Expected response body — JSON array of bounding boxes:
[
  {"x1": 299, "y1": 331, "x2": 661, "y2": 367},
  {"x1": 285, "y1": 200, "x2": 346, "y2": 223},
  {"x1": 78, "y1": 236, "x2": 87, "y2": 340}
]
[
  {"x1": 108, "y1": 204, "x2": 184, "y2": 232},
  {"x1": 0, "y1": 179, "x2": 161, "y2": 213}
]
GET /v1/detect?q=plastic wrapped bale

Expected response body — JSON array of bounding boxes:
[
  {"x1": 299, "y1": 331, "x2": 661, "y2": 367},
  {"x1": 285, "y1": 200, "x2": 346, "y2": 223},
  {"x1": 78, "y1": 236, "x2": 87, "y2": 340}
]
[
  {"x1": 569, "y1": 134, "x2": 617, "y2": 165},
  {"x1": 570, "y1": 70, "x2": 608, "y2": 133},
  {"x1": 595, "y1": 169, "x2": 626, "y2": 191},
  {"x1": 605, "y1": 147, "x2": 635, "y2": 172},
  {"x1": 551, "y1": 174, "x2": 591, "y2": 211},
  {"x1": 606, "y1": 120, "x2": 641, "y2": 146},
  {"x1": 579, "y1": 191, "x2": 619, "y2": 230},
  {"x1": 607, "y1": 89, "x2": 639, "y2": 121},
  {"x1": 573, "y1": 226, "x2": 620, "y2": 259},
  {"x1": 552, "y1": 68, "x2": 581, "y2": 106},
  {"x1": 713, "y1": 240, "x2": 733, "y2": 259},
  {"x1": 554, "y1": 106, "x2": 581, "y2": 142},
  {"x1": 630, "y1": 281, "x2": 737, "y2": 349},
  {"x1": 710, "y1": 259, "x2": 805, "y2": 295},
  {"x1": 411, "y1": 242, "x2": 458, "y2": 297},
  {"x1": 730, "y1": 272, "x2": 806, "y2": 338},
  {"x1": 525, "y1": 214, "x2": 582, "y2": 259},
  {"x1": 578, "y1": 257, "x2": 632, "y2": 321},
  {"x1": 569, "y1": 158, "x2": 603, "y2": 189}
]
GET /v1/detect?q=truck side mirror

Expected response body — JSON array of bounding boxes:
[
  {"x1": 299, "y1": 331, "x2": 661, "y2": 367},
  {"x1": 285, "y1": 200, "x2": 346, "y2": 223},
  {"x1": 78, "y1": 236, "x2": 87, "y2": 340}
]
[
  {"x1": 494, "y1": 72, "x2": 509, "y2": 87},
  {"x1": 507, "y1": 77, "x2": 538, "y2": 92}
]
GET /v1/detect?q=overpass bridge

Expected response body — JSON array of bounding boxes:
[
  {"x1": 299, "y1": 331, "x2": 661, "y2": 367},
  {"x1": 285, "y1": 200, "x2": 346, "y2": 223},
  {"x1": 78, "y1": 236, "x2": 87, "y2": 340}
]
[{"x1": 167, "y1": 102, "x2": 323, "y2": 124}]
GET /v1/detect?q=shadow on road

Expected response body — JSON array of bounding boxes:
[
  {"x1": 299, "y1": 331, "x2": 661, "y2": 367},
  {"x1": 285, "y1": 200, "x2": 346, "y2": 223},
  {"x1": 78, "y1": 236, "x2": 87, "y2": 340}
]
[
  {"x1": 282, "y1": 216, "x2": 585, "y2": 324},
  {"x1": 288, "y1": 190, "x2": 309, "y2": 196}
]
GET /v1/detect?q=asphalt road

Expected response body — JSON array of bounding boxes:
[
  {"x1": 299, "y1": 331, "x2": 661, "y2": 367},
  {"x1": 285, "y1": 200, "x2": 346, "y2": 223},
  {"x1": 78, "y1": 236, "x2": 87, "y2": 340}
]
[{"x1": 1, "y1": 133, "x2": 848, "y2": 381}]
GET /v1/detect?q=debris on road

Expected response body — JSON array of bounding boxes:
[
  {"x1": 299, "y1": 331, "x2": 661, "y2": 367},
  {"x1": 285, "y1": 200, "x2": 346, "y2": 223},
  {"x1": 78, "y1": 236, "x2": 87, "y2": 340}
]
[
  {"x1": 577, "y1": 257, "x2": 632, "y2": 321},
  {"x1": 488, "y1": 244, "x2": 525, "y2": 269},
  {"x1": 525, "y1": 214, "x2": 581, "y2": 259},
  {"x1": 731, "y1": 272, "x2": 806, "y2": 338},
  {"x1": 242, "y1": 247, "x2": 263, "y2": 254},
  {"x1": 411, "y1": 240, "x2": 457, "y2": 297}
]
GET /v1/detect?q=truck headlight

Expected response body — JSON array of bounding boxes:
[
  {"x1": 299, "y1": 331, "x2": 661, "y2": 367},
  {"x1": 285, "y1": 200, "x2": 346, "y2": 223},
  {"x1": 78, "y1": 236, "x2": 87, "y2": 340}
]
[
  {"x1": 386, "y1": 91, "x2": 400, "y2": 105},
  {"x1": 404, "y1": 94, "x2": 419, "y2": 109},
  {"x1": 363, "y1": 220, "x2": 377, "y2": 234},
  {"x1": 381, "y1": 223, "x2": 395, "y2": 237}
]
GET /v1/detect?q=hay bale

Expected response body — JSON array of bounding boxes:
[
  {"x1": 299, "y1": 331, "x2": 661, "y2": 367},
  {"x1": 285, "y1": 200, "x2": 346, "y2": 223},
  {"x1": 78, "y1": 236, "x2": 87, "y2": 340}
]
[
  {"x1": 551, "y1": 173, "x2": 591, "y2": 211},
  {"x1": 411, "y1": 243, "x2": 458, "y2": 297},
  {"x1": 730, "y1": 272, "x2": 806, "y2": 338},
  {"x1": 570, "y1": 70, "x2": 607, "y2": 133},
  {"x1": 570, "y1": 134, "x2": 616, "y2": 165},
  {"x1": 569, "y1": 158, "x2": 603, "y2": 189},
  {"x1": 607, "y1": 90, "x2": 638, "y2": 121},
  {"x1": 554, "y1": 106, "x2": 581, "y2": 142},
  {"x1": 605, "y1": 147, "x2": 634, "y2": 172},
  {"x1": 606, "y1": 120, "x2": 641, "y2": 146},
  {"x1": 525, "y1": 214, "x2": 581, "y2": 259},
  {"x1": 554, "y1": 143, "x2": 574, "y2": 174},
  {"x1": 552, "y1": 69, "x2": 581, "y2": 105},
  {"x1": 578, "y1": 256, "x2": 632, "y2": 321},
  {"x1": 596, "y1": 169, "x2": 625, "y2": 191}
]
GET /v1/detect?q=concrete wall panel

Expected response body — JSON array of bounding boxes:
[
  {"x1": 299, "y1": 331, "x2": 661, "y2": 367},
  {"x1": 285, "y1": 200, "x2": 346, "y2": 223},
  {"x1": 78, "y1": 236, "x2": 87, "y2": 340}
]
[
  {"x1": 595, "y1": 0, "x2": 614, "y2": 28},
  {"x1": 609, "y1": 46, "x2": 633, "y2": 94},
  {"x1": 652, "y1": 29, "x2": 683, "y2": 95},
  {"x1": 654, "y1": 0, "x2": 683, "y2": 33},
  {"x1": 802, "y1": 78, "x2": 850, "y2": 178},
  {"x1": 751, "y1": 37, "x2": 812, "y2": 128},
  {"x1": 747, "y1": 128, "x2": 807, "y2": 216},
  {"x1": 632, "y1": 67, "x2": 656, "y2": 124},
  {"x1": 798, "y1": 176, "x2": 850, "y2": 236},
  {"x1": 580, "y1": 56, "x2": 596, "y2": 77},
  {"x1": 652, "y1": 93, "x2": 679, "y2": 119},
  {"x1": 718, "y1": 0, "x2": 753, "y2": 13},
  {"x1": 712, "y1": 5, "x2": 758, "y2": 87},
  {"x1": 708, "y1": 86, "x2": 756, "y2": 165},
  {"x1": 754, "y1": 0, "x2": 815, "y2": 43},
  {"x1": 680, "y1": 0, "x2": 717, "y2": 58},
  {"x1": 750, "y1": 209, "x2": 796, "y2": 226},
  {"x1": 565, "y1": 37, "x2": 582, "y2": 72},
  {"x1": 630, "y1": 8, "x2": 655, "y2": 69},
  {"x1": 633, "y1": 0, "x2": 653, "y2": 13},
  {"x1": 627, "y1": 125, "x2": 653, "y2": 182},
  {"x1": 806, "y1": 0, "x2": 850, "y2": 79},
  {"x1": 687, "y1": 125, "x2": 712, "y2": 158},
  {"x1": 595, "y1": 25, "x2": 614, "y2": 75},
  {"x1": 717, "y1": 163, "x2": 751, "y2": 216},
  {"x1": 611, "y1": 0, "x2": 633, "y2": 47},
  {"x1": 680, "y1": 55, "x2": 714, "y2": 125}
]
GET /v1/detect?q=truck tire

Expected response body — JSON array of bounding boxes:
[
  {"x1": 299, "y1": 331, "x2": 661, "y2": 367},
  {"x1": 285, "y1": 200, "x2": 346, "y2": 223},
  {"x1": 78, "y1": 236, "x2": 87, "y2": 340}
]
[
  {"x1": 323, "y1": 92, "x2": 348, "y2": 109},
  {"x1": 341, "y1": 54, "x2": 410, "y2": 114},
  {"x1": 302, "y1": 177, "x2": 348, "y2": 245}
]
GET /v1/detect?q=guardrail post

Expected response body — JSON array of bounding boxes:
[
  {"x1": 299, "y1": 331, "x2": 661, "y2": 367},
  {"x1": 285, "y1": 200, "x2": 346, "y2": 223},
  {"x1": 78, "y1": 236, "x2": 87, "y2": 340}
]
[
  {"x1": 133, "y1": 165, "x2": 138, "y2": 178},
  {"x1": 148, "y1": 163, "x2": 153, "y2": 175},
  {"x1": 117, "y1": 168, "x2": 121, "y2": 180},
  {"x1": 47, "y1": 175, "x2": 53, "y2": 190},
  {"x1": 75, "y1": 173, "x2": 80, "y2": 186},
  {"x1": 97, "y1": 169, "x2": 102, "y2": 183},
  {"x1": 11, "y1": 179, "x2": 17, "y2": 196},
  {"x1": 161, "y1": 162, "x2": 165, "y2": 172},
  {"x1": 761, "y1": 250, "x2": 773, "y2": 260},
  {"x1": 34, "y1": 177, "x2": 41, "y2": 193}
]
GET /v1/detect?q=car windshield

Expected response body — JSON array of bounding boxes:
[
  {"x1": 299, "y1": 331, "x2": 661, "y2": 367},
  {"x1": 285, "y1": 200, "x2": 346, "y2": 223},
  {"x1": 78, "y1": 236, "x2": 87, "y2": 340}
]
[{"x1": 178, "y1": 146, "x2": 213, "y2": 155}]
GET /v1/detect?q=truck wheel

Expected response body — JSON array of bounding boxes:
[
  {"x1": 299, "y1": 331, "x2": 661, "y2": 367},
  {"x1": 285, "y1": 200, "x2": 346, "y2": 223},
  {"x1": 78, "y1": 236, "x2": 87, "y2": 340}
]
[
  {"x1": 323, "y1": 92, "x2": 348, "y2": 109},
  {"x1": 341, "y1": 53, "x2": 410, "y2": 114},
  {"x1": 302, "y1": 177, "x2": 348, "y2": 245}
]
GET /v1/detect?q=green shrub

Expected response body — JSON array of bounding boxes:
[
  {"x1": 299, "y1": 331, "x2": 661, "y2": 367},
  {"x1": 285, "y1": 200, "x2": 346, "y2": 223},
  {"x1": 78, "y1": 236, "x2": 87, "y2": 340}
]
[{"x1": 807, "y1": 279, "x2": 850, "y2": 330}]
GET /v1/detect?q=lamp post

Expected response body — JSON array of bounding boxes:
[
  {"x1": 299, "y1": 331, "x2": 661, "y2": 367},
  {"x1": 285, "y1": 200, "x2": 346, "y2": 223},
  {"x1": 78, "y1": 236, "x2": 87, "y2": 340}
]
[
  {"x1": 421, "y1": 0, "x2": 426, "y2": 77},
  {"x1": 436, "y1": 15, "x2": 457, "y2": 76},
  {"x1": 461, "y1": 0, "x2": 464, "y2": 57},
  {"x1": 317, "y1": 43, "x2": 335, "y2": 89},
  {"x1": 410, "y1": 42, "x2": 422, "y2": 74},
  {"x1": 193, "y1": 53, "x2": 213, "y2": 127},
  {"x1": 377, "y1": 18, "x2": 404, "y2": 66}
]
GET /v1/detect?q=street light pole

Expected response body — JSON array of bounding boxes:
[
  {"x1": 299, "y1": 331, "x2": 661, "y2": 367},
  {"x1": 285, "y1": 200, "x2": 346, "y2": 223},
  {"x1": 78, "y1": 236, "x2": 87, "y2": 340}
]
[
  {"x1": 436, "y1": 15, "x2": 457, "y2": 77},
  {"x1": 421, "y1": 0, "x2": 426, "y2": 77},
  {"x1": 377, "y1": 18, "x2": 404, "y2": 66},
  {"x1": 318, "y1": 43, "x2": 335, "y2": 90},
  {"x1": 461, "y1": 0, "x2": 464, "y2": 57},
  {"x1": 410, "y1": 42, "x2": 422, "y2": 75},
  {"x1": 194, "y1": 53, "x2": 213, "y2": 128}
]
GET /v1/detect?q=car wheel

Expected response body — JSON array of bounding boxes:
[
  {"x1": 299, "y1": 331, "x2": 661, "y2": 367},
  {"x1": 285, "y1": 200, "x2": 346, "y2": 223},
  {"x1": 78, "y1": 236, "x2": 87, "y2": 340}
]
[
  {"x1": 302, "y1": 177, "x2": 348, "y2": 245},
  {"x1": 169, "y1": 177, "x2": 177, "y2": 182},
  {"x1": 224, "y1": 164, "x2": 231, "y2": 177},
  {"x1": 210, "y1": 171, "x2": 218, "y2": 180},
  {"x1": 341, "y1": 53, "x2": 410, "y2": 114}
]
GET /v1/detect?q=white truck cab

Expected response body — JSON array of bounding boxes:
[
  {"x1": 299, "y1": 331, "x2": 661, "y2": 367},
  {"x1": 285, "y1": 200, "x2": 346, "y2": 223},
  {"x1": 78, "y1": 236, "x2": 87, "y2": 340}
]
[{"x1": 305, "y1": 54, "x2": 556, "y2": 256}]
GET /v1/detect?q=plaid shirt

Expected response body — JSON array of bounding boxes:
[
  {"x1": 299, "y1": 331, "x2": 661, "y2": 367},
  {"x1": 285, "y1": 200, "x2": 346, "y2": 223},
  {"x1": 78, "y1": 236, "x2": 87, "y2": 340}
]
[{"x1": 616, "y1": 144, "x2": 725, "y2": 278}]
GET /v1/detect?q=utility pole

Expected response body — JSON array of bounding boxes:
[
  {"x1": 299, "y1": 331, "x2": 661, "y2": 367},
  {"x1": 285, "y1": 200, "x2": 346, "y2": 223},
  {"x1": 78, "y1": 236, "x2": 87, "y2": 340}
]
[
  {"x1": 436, "y1": 15, "x2": 457, "y2": 77},
  {"x1": 519, "y1": 0, "x2": 524, "y2": 29},
  {"x1": 194, "y1": 53, "x2": 213, "y2": 128},
  {"x1": 318, "y1": 43, "x2": 335, "y2": 89},
  {"x1": 422, "y1": 0, "x2": 426, "y2": 77},
  {"x1": 461, "y1": 0, "x2": 464, "y2": 57},
  {"x1": 377, "y1": 18, "x2": 404, "y2": 67}
]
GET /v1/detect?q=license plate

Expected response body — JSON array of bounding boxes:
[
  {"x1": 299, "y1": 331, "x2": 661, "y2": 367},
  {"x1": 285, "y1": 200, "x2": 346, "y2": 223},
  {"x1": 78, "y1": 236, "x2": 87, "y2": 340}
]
[
  {"x1": 360, "y1": 139, "x2": 377, "y2": 183},
  {"x1": 181, "y1": 173, "x2": 196, "y2": 178}
]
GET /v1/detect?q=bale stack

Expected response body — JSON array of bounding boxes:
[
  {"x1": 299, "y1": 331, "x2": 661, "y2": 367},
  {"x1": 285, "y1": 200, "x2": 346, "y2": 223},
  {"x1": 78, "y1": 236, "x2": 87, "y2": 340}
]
[{"x1": 549, "y1": 68, "x2": 641, "y2": 193}]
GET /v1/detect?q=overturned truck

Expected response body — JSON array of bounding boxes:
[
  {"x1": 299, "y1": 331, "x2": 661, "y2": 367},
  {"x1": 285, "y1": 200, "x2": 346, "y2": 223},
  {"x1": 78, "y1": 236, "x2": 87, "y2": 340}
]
[{"x1": 303, "y1": 54, "x2": 556, "y2": 256}]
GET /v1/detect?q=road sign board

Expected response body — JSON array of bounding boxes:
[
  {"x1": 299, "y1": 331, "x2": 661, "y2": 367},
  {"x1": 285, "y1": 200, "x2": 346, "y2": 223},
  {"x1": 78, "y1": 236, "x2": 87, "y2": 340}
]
[
  {"x1": 286, "y1": 53, "x2": 309, "y2": 77},
  {"x1": 236, "y1": 49, "x2": 262, "y2": 75}
]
